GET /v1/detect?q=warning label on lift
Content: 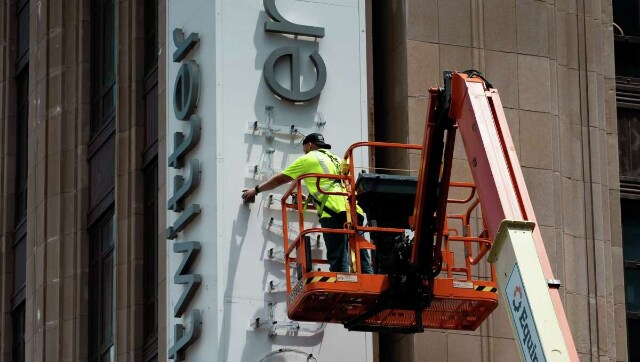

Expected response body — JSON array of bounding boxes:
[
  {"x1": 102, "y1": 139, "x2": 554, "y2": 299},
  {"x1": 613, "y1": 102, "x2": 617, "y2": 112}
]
[{"x1": 506, "y1": 263, "x2": 546, "y2": 362}]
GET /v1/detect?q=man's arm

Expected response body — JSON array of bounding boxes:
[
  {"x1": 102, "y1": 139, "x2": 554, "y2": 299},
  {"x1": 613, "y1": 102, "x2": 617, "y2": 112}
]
[{"x1": 242, "y1": 173, "x2": 293, "y2": 203}]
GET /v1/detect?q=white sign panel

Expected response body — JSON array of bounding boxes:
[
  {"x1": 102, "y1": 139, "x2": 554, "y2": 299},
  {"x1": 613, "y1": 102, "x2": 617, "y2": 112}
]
[
  {"x1": 506, "y1": 263, "x2": 547, "y2": 362},
  {"x1": 167, "y1": 0, "x2": 371, "y2": 361}
]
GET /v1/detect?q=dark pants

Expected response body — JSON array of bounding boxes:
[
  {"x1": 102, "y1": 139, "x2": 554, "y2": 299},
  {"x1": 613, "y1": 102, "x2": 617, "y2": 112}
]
[{"x1": 319, "y1": 212, "x2": 373, "y2": 274}]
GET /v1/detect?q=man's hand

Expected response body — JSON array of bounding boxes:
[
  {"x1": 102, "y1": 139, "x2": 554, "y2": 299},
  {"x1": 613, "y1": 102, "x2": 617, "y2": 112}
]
[
  {"x1": 242, "y1": 188, "x2": 257, "y2": 204},
  {"x1": 241, "y1": 173, "x2": 293, "y2": 205}
]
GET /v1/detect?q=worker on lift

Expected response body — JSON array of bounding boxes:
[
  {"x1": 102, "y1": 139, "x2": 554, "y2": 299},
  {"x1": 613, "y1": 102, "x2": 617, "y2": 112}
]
[{"x1": 242, "y1": 133, "x2": 373, "y2": 274}]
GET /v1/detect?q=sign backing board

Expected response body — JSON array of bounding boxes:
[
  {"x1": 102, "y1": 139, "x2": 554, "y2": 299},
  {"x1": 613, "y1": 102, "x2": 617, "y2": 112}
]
[{"x1": 166, "y1": 0, "x2": 372, "y2": 360}]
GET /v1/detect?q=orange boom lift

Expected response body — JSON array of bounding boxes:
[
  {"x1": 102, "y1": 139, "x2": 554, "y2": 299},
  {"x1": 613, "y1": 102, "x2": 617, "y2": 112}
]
[{"x1": 280, "y1": 71, "x2": 578, "y2": 361}]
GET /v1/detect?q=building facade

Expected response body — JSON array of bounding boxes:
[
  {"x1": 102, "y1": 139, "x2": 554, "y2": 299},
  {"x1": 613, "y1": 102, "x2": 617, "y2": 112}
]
[{"x1": 0, "y1": 0, "x2": 636, "y2": 361}]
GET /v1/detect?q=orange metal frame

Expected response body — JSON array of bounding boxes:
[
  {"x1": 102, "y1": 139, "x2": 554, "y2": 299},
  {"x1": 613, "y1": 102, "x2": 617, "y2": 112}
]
[{"x1": 280, "y1": 141, "x2": 499, "y2": 330}]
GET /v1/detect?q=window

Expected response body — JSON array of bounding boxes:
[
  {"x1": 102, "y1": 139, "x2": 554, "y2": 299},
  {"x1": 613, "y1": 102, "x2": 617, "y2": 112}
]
[
  {"x1": 614, "y1": 0, "x2": 640, "y2": 79},
  {"x1": 12, "y1": 0, "x2": 29, "y2": 361},
  {"x1": 89, "y1": 0, "x2": 116, "y2": 360},
  {"x1": 91, "y1": 0, "x2": 116, "y2": 137},
  {"x1": 89, "y1": 213, "x2": 115, "y2": 362},
  {"x1": 622, "y1": 200, "x2": 640, "y2": 362},
  {"x1": 142, "y1": 1, "x2": 159, "y2": 360}
]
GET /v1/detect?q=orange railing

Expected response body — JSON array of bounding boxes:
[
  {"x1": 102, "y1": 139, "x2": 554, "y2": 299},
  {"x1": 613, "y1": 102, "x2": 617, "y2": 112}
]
[{"x1": 280, "y1": 142, "x2": 495, "y2": 296}]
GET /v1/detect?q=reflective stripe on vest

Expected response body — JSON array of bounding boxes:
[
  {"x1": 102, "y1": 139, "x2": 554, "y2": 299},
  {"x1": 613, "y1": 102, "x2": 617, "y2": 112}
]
[{"x1": 311, "y1": 151, "x2": 340, "y2": 215}]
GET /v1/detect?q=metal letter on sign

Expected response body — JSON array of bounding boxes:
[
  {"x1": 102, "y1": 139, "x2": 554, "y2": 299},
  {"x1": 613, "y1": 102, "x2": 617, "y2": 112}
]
[
  {"x1": 173, "y1": 60, "x2": 200, "y2": 121},
  {"x1": 263, "y1": 0, "x2": 324, "y2": 38},
  {"x1": 263, "y1": 46, "x2": 326, "y2": 102}
]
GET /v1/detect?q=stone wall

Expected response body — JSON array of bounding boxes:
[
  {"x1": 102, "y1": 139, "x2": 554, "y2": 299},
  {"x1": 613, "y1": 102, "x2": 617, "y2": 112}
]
[{"x1": 372, "y1": 0, "x2": 625, "y2": 360}]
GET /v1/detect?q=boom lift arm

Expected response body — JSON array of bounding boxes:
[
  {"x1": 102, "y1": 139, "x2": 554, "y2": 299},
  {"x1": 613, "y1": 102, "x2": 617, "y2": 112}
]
[
  {"x1": 441, "y1": 72, "x2": 578, "y2": 361},
  {"x1": 279, "y1": 71, "x2": 578, "y2": 361}
]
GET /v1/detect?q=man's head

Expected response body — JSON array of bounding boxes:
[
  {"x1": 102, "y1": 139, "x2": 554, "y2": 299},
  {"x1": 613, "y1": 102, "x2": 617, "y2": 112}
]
[{"x1": 302, "y1": 133, "x2": 331, "y2": 154}]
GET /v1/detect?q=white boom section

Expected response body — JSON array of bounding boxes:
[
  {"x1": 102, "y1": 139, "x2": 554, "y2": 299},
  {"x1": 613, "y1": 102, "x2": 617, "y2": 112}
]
[{"x1": 489, "y1": 221, "x2": 569, "y2": 362}]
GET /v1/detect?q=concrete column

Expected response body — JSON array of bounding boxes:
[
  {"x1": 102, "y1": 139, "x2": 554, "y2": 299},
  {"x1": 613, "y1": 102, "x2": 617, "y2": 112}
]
[{"x1": 373, "y1": 0, "x2": 624, "y2": 360}]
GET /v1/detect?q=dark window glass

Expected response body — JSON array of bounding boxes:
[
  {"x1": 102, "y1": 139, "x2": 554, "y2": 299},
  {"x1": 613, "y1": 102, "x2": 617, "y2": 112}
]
[
  {"x1": 16, "y1": 0, "x2": 29, "y2": 71},
  {"x1": 623, "y1": 200, "x2": 640, "y2": 361},
  {"x1": 144, "y1": 82, "x2": 158, "y2": 151},
  {"x1": 89, "y1": 0, "x2": 116, "y2": 360},
  {"x1": 89, "y1": 134, "x2": 115, "y2": 216},
  {"x1": 13, "y1": 2, "x2": 29, "y2": 361},
  {"x1": 613, "y1": 0, "x2": 640, "y2": 79},
  {"x1": 12, "y1": 303, "x2": 25, "y2": 362},
  {"x1": 91, "y1": 0, "x2": 116, "y2": 136},
  {"x1": 89, "y1": 213, "x2": 115, "y2": 362},
  {"x1": 143, "y1": 161, "x2": 158, "y2": 361},
  {"x1": 15, "y1": 71, "x2": 29, "y2": 224},
  {"x1": 144, "y1": 0, "x2": 158, "y2": 72},
  {"x1": 12, "y1": 235, "x2": 26, "y2": 298},
  {"x1": 614, "y1": 0, "x2": 640, "y2": 38},
  {"x1": 142, "y1": 2, "x2": 158, "y2": 360}
]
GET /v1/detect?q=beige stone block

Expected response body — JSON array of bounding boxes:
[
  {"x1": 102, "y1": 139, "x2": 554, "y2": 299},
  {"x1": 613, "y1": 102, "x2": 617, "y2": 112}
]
[
  {"x1": 548, "y1": 59, "x2": 558, "y2": 116},
  {"x1": 504, "y1": 108, "x2": 521, "y2": 158},
  {"x1": 36, "y1": 41, "x2": 48, "y2": 83},
  {"x1": 45, "y1": 234, "x2": 61, "y2": 283},
  {"x1": 406, "y1": 0, "x2": 438, "y2": 43},
  {"x1": 615, "y1": 302, "x2": 629, "y2": 361},
  {"x1": 563, "y1": 233, "x2": 589, "y2": 294},
  {"x1": 586, "y1": 72, "x2": 599, "y2": 129},
  {"x1": 452, "y1": 125, "x2": 468, "y2": 161},
  {"x1": 61, "y1": 319, "x2": 75, "y2": 359},
  {"x1": 45, "y1": 278, "x2": 60, "y2": 323},
  {"x1": 60, "y1": 234, "x2": 75, "y2": 279},
  {"x1": 489, "y1": 302, "x2": 515, "y2": 339},
  {"x1": 566, "y1": 292, "x2": 591, "y2": 354},
  {"x1": 35, "y1": 244, "x2": 46, "y2": 289},
  {"x1": 609, "y1": 190, "x2": 621, "y2": 248},
  {"x1": 603, "y1": 77, "x2": 616, "y2": 134},
  {"x1": 540, "y1": 225, "x2": 557, "y2": 272},
  {"x1": 559, "y1": 121, "x2": 583, "y2": 181},
  {"x1": 553, "y1": 173, "x2": 564, "y2": 230},
  {"x1": 591, "y1": 186, "x2": 604, "y2": 242},
  {"x1": 604, "y1": 240, "x2": 613, "y2": 300},
  {"x1": 556, "y1": 0, "x2": 577, "y2": 14},
  {"x1": 606, "y1": 134, "x2": 620, "y2": 190},
  {"x1": 611, "y1": 246, "x2": 625, "y2": 303},
  {"x1": 383, "y1": 44, "x2": 408, "y2": 113},
  {"x1": 519, "y1": 111, "x2": 553, "y2": 170},
  {"x1": 407, "y1": 40, "x2": 439, "y2": 98},
  {"x1": 483, "y1": 0, "x2": 517, "y2": 52},
  {"x1": 594, "y1": 21, "x2": 604, "y2": 76},
  {"x1": 390, "y1": 0, "x2": 407, "y2": 55},
  {"x1": 516, "y1": 0, "x2": 549, "y2": 57},
  {"x1": 550, "y1": 115, "x2": 561, "y2": 172},
  {"x1": 407, "y1": 97, "x2": 427, "y2": 145},
  {"x1": 44, "y1": 320, "x2": 60, "y2": 359},
  {"x1": 46, "y1": 194, "x2": 61, "y2": 239},
  {"x1": 602, "y1": 26, "x2": 614, "y2": 78},
  {"x1": 438, "y1": 0, "x2": 471, "y2": 47},
  {"x1": 414, "y1": 331, "x2": 447, "y2": 361},
  {"x1": 494, "y1": 337, "x2": 520, "y2": 362},
  {"x1": 607, "y1": 299, "x2": 616, "y2": 359},
  {"x1": 379, "y1": 333, "x2": 413, "y2": 361},
  {"x1": 447, "y1": 333, "x2": 481, "y2": 360},
  {"x1": 439, "y1": 44, "x2": 472, "y2": 76},
  {"x1": 517, "y1": 55, "x2": 551, "y2": 113},
  {"x1": 563, "y1": 13, "x2": 579, "y2": 70},
  {"x1": 585, "y1": 17, "x2": 597, "y2": 71},
  {"x1": 554, "y1": 227, "x2": 565, "y2": 278},
  {"x1": 484, "y1": 50, "x2": 518, "y2": 109},
  {"x1": 594, "y1": 239, "x2": 607, "y2": 297},
  {"x1": 522, "y1": 167, "x2": 555, "y2": 227},
  {"x1": 50, "y1": 30, "x2": 63, "y2": 76},
  {"x1": 601, "y1": 185, "x2": 611, "y2": 242},
  {"x1": 557, "y1": 66, "x2": 581, "y2": 124},
  {"x1": 547, "y1": 4, "x2": 557, "y2": 59}
]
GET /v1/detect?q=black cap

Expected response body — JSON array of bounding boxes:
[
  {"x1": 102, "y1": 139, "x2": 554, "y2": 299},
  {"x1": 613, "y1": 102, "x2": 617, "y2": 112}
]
[{"x1": 302, "y1": 133, "x2": 331, "y2": 149}]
